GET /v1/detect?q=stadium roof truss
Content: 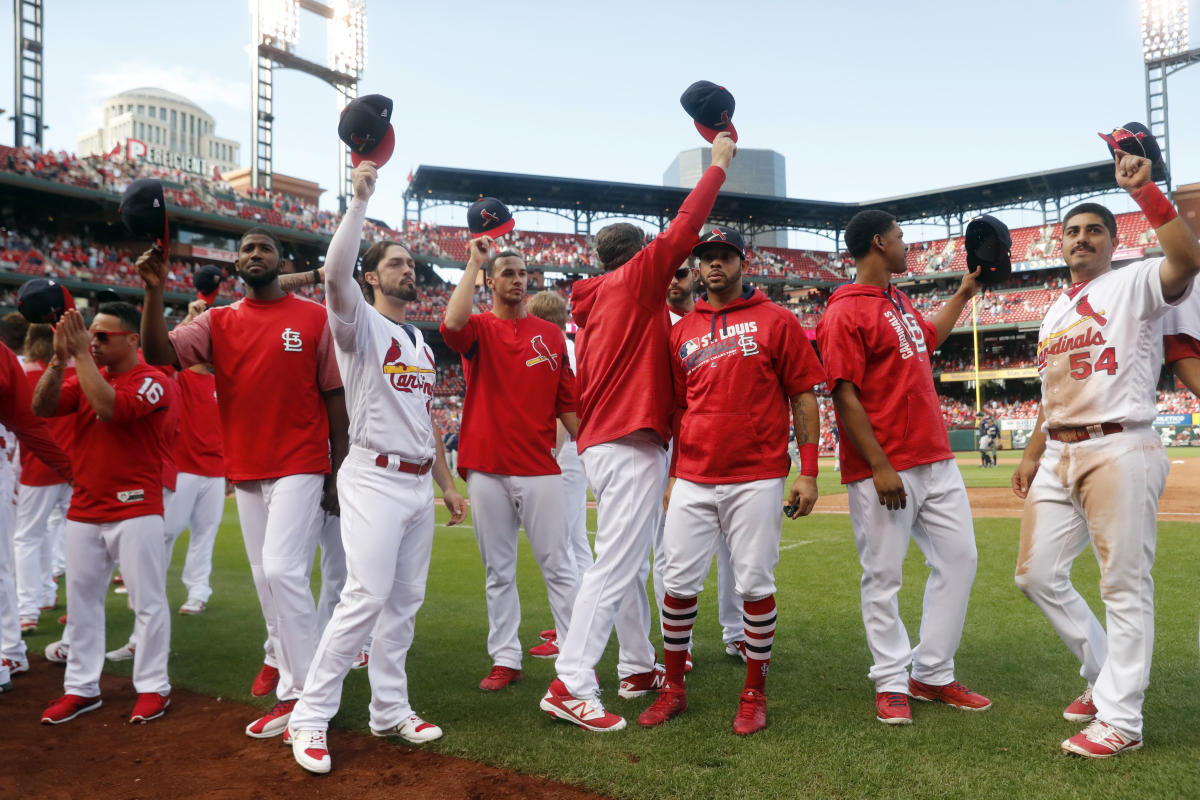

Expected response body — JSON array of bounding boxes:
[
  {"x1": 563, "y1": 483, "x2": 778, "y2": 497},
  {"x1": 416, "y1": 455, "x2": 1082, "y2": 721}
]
[{"x1": 405, "y1": 160, "x2": 1167, "y2": 243}]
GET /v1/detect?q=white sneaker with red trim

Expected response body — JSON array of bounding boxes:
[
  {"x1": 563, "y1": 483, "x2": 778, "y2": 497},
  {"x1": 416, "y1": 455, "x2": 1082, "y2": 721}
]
[
  {"x1": 1061, "y1": 720, "x2": 1143, "y2": 758},
  {"x1": 540, "y1": 679, "x2": 626, "y2": 732},
  {"x1": 371, "y1": 713, "x2": 443, "y2": 744},
  {"x1": 292, "y1": 728, "x2": 331, "y2": 774}
]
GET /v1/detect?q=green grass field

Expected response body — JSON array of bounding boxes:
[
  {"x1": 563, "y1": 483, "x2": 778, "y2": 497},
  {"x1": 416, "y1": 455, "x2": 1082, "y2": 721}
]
[{"x1": 22, "y1": 454, "x2": 1200, "y2": 800}]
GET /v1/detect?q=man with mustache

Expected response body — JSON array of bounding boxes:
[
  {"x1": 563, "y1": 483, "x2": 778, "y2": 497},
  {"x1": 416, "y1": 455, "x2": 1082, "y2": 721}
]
[
  {"x1": 138, "y1": 229, "x2": 349, "y2": 741},
  {"x1": 440, "y1": 243, "x2": 580, "y2": 691},
  {"x1": 1012, "y1": 147, "x2": 1200, "y2": 757}
]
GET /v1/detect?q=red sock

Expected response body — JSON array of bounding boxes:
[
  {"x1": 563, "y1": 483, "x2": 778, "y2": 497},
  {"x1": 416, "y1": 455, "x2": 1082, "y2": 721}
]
[
  {"x1": 661, "y1": 593, "x2": 697, "y2": 685},
  {"x1": 743, "y1": 595, "x2": 776, "y2": 694}
]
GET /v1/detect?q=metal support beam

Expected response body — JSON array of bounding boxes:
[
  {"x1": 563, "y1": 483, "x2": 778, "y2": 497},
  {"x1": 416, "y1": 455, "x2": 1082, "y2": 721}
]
[
  {"x1": 336, "y1": 83, "x2": 356, "y2": 213},
  {"x1": 1145, "y1": 48, "x2": 1200, "y2": 195},
  {"x1": 13, "y1": 0, "x2": 44, "y2": 148}
]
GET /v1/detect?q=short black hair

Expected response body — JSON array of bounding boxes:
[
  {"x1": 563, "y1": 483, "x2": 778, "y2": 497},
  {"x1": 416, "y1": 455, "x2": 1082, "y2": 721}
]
[
  {"x1": 844, "y1": 210, "x2": 897, "y2": 259},
  {"x1": 96, "y1": 301, "x2": 141, "y2": 332},
  {"x1": 594, "y1": 223, "x2": 645, "y2": 270},
  {"x1": 239, "y1": 227, "x2": 284, "y2": 256},
  {"x1": 1062, "y1": 203, "x2": 1117, "y2": 238},
  {"x1": 487, "y1": 250, "x2": 524, "y2": 277}
]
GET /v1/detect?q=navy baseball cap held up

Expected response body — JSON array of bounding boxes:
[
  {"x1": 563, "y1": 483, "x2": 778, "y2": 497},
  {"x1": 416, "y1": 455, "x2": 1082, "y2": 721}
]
[
  {"x1": 17, "y1": 278, "x2": 75, "y2": 324},
  {"x1": 120, "y1": 178, "x2": 170, "y2": 252},
  {"x1": 692, "y1": 226, "x2": 746, "y2": 260},
  {"x1": 680, "y1": 81, "x2": 738, "y2": 143},
  {"x1": 1098, "y1": 122, "x2": 1162, "y2": 165},
  {"x1": 964, "y1": 215, "x2": 1012, "y2": 285},
  {"x1": 339, "y1": 94, "x2": 396, "y2": 168},
  {"x1": 467, "y1": 197, "x2": 515, "y2": 239}
]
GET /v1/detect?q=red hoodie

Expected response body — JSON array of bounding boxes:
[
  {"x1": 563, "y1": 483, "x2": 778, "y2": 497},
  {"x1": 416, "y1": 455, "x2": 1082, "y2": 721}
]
[
  {"x1": 572, "y1": 165, "x2": 726, "y2": 453},
  {"x1": 815, "y1": 283, "x2": 951, "y2": 484},
  {"x1": 670, "y1": 287, "x2": 824, "y2": 483}
]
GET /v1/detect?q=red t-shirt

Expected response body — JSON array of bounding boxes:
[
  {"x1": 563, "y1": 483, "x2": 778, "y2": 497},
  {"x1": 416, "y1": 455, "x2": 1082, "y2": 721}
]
[
  {"x1": 19, "y1": 361, "x2": 76, "y2": 487},
  {"x1": 816, "y1": 283, "x2": 952, "y2": 484},
  {"x1": 0, "y1": 345, "x2": 72, "y2": 484},
  {"x1": 669, "y1": 288, "x2": 824, "y2": 484},
  {"x1": 571, "y1": 165, "x2": 726, "y2": 453},
  {"x1": 168, "y1": 294, "x2": 342, "y2": 482},
  {"x1": 156, "y1": 368, "x2": 181, "y2": 491},
  {"x1": 174, "y1": 368, "x2": 224, "y2": 478},
  {"x1": 441, "y1": 313, "x2": 575, "y2": 478},
  {"x1": 1164, "y1": 332, "x2": 1200, "y2": 365},
  {"x1": 53, "y1": 363, "x2": 173, "y2": 523}
]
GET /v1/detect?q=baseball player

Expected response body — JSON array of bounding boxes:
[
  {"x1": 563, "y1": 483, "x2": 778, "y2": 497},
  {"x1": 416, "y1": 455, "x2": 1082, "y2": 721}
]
[
  {"x1": 441, "y1": 242, "x2": 581, "y2": 688},
  {"x1": 1011, "y1": 148, "x2": 1200, "y2": 757},
  {"x1": 288, "y1": 161, "x2": 465, "y2": 775},
  {"x1": 816, "y1": 209, "x2": 991, "y2": 726},
  {"x1": 14, "y1": 324, "x2": 74, "y2": 634},
  {"x1": 32, "y1": 303, "x2": 173, "y2": 725},
  {"x1": 137, "y1": 230, "x2": 350, "y2": 740},
  {"x1": 661, "y1": 259, "x2": 746, "y2": 665},
  {"x1": 0, "y1": 341, "x2": 72, "y2": 690},
  {"x1": 639, "y1": 227, "x2": 824, "y2": 735},
  {"x1": 540, "y1": 132, "x2": 735, "y2": 732}
]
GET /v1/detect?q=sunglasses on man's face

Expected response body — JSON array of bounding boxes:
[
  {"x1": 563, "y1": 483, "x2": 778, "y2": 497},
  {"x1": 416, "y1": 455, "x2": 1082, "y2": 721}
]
[
  {"x1": 673, "y1": 267, "x2": 693, "y2": 280},
  {"x1": 91, "y1": 330, "x2": 137, "y2": 343}
]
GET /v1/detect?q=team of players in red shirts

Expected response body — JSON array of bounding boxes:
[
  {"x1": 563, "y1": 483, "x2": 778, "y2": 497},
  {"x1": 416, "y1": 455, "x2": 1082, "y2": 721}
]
[{"x1": 4, "y1": 132, "x2": 1195, "y2": 766}]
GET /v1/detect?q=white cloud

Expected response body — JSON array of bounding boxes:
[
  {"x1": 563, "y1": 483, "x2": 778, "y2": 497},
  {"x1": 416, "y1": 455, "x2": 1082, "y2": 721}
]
[{"x1": 82, "y1": 62, "x2": 249, "y2": 115}]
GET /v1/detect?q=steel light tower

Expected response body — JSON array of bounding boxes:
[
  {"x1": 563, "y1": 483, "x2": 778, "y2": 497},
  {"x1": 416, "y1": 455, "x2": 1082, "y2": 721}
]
[
  {"x1": 12, "y1": 0, "x2": 44, "y2": 148},
  {"x1": 249, "y1": 0, "x2": 367, "y2": 210},
  {"x1": 1142, "y1": 0, "x2": 1199, "y2": 193}
]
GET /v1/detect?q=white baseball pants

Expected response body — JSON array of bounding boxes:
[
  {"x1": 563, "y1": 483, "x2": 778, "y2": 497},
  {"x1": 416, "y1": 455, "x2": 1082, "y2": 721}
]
[
  {"x1": 13, "y1": 482, "x2": 71, "y2": 618},
  {"x1": 291, "y1": 447, "x2": 436, "y2": 732},
  {"x1": 846, "y1": 458, "x2": 978, "y2": 693},
  {"x1": 662, "y1": 478, "x2": 785, "y2": 601},
  {"x1": 317, "y1": 511, "x2": 346, "y2": 636},
  {"x1": 466, "y1": 470, "x2": 579, "y2": 669},
  {"x1": 0, "y1": 465, "x2": 26, "y2": 681},
  {"x1": 557, "y1": 441, "x2": 594, "y2": 576},
  {"x1": 1015, "y1": 428, "x2": 1167, "y2": 739},
  {"x1": 63, "y1": 515, "x2": 170, "y2": 696},
  {"x1": 234, "y1": 473, "x2": 324, "y2": 701},
  {"x1": 163, "y1": 472, "x2": 225, "y2": 604},
  {"x1": 556, "y1": 434, "x2": 664, "y2": 699}
]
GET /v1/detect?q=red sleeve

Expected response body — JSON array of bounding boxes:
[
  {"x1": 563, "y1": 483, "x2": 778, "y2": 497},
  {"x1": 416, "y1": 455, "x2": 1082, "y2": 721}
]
[
  {"x1": 110, "y1": 370, "x2": 170, "y2": 423},
  {"x1": 624, "y1": 166, "x2": 726, "y2": 309},
  {"x1": 816, "y1": 303, "x2": 867, "y2": 391},
  {"x1": 316, "y1": 322, "x2": 343, "y2": 392},
  {"x1": 439, "y1": 315, "x2": 480, "y2": 355},
  {"x1": 54, "y1": 375, "x2": 82, "y2": 417},
  {"x1": 1165, "y1": 333, "x2": 1200, "y2": 365},
  {"x1": 0, "y1": 345, "x2": 72, "y2": 481},
  {"x1": 775, "y1": 312, "x2": 825, "y2": 397},
  {"x1": 169, "y1": 309, "x2": 214, "y2": 368},
  {"x1": 917, "y1": 310, "x2": 939, "y2": 351},
  {"x1": 667, "y1": 325, "x2": 688, "y2": 478},
  {"x1": 553, "y1": 330, "x2": 577, "y2": 415}
]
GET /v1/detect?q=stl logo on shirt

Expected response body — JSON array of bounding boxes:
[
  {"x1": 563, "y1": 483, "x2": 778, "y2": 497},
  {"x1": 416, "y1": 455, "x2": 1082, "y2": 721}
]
[
  {"x1": 281, "y1": 328, "x2": 304, "y2": 352},
  {"x1": 737, "y1": 334, "x2": 759, "y2": 357},
  {"x1": 524, "y1": 335, "x2": 560, "y2": 371}
]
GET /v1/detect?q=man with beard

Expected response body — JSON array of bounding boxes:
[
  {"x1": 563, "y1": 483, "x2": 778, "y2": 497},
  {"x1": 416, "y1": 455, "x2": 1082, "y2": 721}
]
[
  {"x1": 137, "y1": 231, "x2": 349, "y2": 740},
  {"x1": 440, "y1": 244, "x2": 580, "y2": 690}
]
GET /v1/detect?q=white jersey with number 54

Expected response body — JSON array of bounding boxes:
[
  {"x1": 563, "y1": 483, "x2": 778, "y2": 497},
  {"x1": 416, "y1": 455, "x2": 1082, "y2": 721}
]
[{"x1": 1037, "y1": 257, "x2": 1187, "y2": 431}]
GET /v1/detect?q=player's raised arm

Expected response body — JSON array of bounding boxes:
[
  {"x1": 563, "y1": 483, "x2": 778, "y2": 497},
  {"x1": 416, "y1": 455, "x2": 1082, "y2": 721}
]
[
  {"x1": 930, "y1": 266, "x2": 982, "y2": 347},
  {"x1": 1111, "y1": 151, "x2": 1200, "y2": 300},
  {"x1": 137, "y1": 245, "x2": 180, "y2": 367},
  {"x1": 443, "y1": 236, "x2": 493, "y2": 332},
  {"x1": 324, "y1": 161, "x2": 377, "y2": 320}
]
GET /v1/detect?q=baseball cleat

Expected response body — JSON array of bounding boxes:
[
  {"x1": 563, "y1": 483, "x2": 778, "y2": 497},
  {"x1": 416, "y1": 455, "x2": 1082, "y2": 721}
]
[
  {"x1": 1061, "y1": 720, "x2": 1143, "y2": 758},
  {"x1": 538, "y1": 628, "x2": 556, "y2": 641},
  {"x1": 528, "y1": 639, "x2": 559, "y2": 659},
  {"x1": 540, "y1": 680, "x2": 626, "y2": 732},
  {"x1": 113, "y1": 585, "x2": 128, "y2": 595},
  {"x1": 733, "y1": 688, "x2": 768, "y2": 736},
  {"x1": 725, "y1": 640, "x2": 748, "y2": 663},
  {"x1": 245, "y1": 698, "x2": 296, "y2": 738},
  {"x1": 292, "y1": 728, "x2": 332, "y2": 774},
  {"x1": 351, "y1": 647, "x2": 370, "y2": 670},
  {"x1": 2, "y1": 658, "x2": 29, "y2": 676},
  {"x1": 19, "y1": 616, "x2": 37, "y2": 635},
  {"x1": 908, "y1": 678, "x2": 992, "y2": 711},
  {"x1": 129, "y1": 692, "x2": 170, "y2": 723},
  {"x1": 179, "y1": 598, "x2": 206, "y2": 615},
  {"x1": 685, "y1": 652, "x2": 694, "y2": 673},
  {"x1": 617, "y1": 663, "x2": 667, "y2": 699},
  {"x1": 41, "y1": 694, "x2": 102, "y2": 724},
  {"x1": 371, "y1": 714, "x2": 443, "y2": 744},
  {"x1": 57, "y1": 614, "x2": 67, "y2": 625},
  {"x1": 44, "y1": 640, "x2": 69, "y2": 664},
  {"x1": 479, "y1": 665, "x2": 522, "y2": 691},
  {"x1": 638, "y1": 683, "x2": 688, "y2": 727},
  {"x1": 1063, "y1": 687, "x2": 1097, "y2": 722},
  {"x1": 0, "y1": 681, "x2": 11, "y2": 693},
  {"x1": 106, "y1": 641, "x2": 136, "y2": 662},
  {"x1": 875, "y1": 691, "x2": 913, "y2": 725},
  {"x1": 281, "y1": 727, "x2": 292, "y2": 745},
  {"x1": 251, "y1": 663, "x2": 280, "y2": 697}
]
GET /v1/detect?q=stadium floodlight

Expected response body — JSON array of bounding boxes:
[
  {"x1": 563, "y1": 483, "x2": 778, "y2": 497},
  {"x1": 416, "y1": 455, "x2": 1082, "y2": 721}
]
[
  {"x1": 258, "y1": 0, "x2": 300, "y2": 51},
  {"x1": 1141, "y1": 0, "x2": 1189, "y2": 61},
  {"x1": 328, "y1": 0, "x2": 368, "y2": 79}
]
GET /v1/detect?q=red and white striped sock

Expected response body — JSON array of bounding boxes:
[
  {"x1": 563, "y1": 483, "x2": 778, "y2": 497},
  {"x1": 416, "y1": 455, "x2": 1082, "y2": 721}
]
[
  {"x1": 661, "y1": 593, "x2": 698, "y2": 685},
  {"x1": 743, "y1": 595, "x2": 776, "y2": 694}
]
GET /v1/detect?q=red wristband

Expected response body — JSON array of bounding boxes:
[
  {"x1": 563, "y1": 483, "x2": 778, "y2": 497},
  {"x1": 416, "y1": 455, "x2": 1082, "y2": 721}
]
[
  {"x1": 799, "y1": 443, "x2": 819, "y2": 477},
  {"x1": 1131, "y1": 181, "x2": 1178, "y2": 229}
]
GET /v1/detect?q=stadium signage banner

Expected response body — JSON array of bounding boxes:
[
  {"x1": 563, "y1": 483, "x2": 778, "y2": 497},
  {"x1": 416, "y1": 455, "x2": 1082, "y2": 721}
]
[
  {"x1": 1154, "y1": 413, "x2": 1192, "y2": 427},
  {"x1": 123, "y1": 138, "x2": 210, "y2": 176},
  {"x1": 191, "y1": 245, "x2": 237, "y2": 263},
  {"x1": 1113, "y1": 247, "x2": 1146, "y2": 261},
  {"x1": 939, "y1": 367, "x2": 1039, "y2": 382},
  {"x1": 1000, "y1": 418, "x2": 1037, "y2": 432}
]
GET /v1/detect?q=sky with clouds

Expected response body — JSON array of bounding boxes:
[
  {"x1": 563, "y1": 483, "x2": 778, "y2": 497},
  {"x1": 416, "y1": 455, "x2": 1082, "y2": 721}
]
[{"x1": 2, "y1": 0, "x2": 1198, "y2": 244}]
